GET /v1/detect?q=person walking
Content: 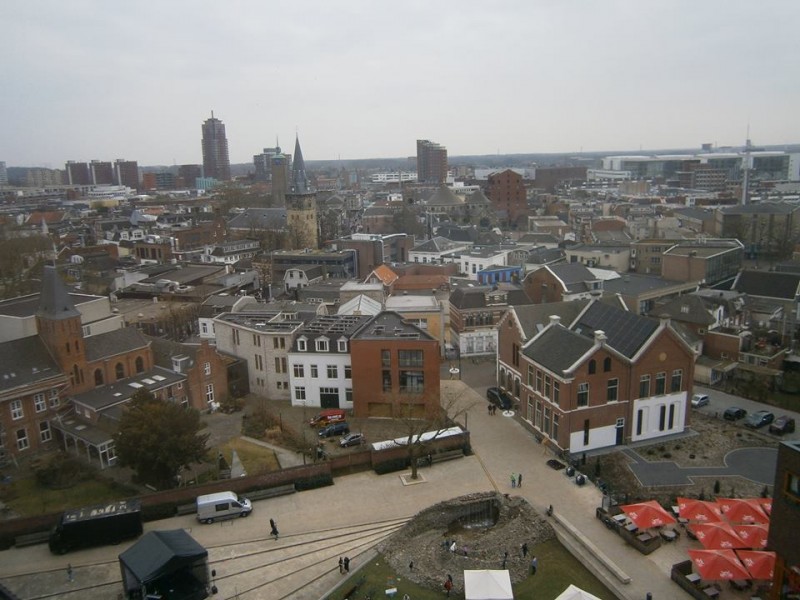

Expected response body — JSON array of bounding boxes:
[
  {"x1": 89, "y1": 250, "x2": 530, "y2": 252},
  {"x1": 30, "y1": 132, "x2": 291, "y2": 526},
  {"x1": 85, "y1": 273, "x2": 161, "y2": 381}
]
[
  {"x1": 338, "y1": 557, "x2": 344, "y2": 574},
  {"x1": 517, "y1": 473, "x2": 522, "y2": 488},
  {"x1": 502, "y1": 550, "x2": 508, "y2": 570},
  {"x1": 270, "y1": 523, "x2": 279, "y2": 540},
  {"x1": 521, "y1": 542, "x2": 528, "y2": 558},
  {"x1": 444, "y1": 577, "x2": 453, "y2": 597},
  {"x1": 511, "y1": 472, "x2": 516, "y2": 488},
  {"x1": 530, "y1": 555, "x2": 538, "y2": 575},
  {"x1": 67, "y1": 564, "x2": 74, "y2": 583},
  {"x1": 409, "y1": 561, "x2": 414, "y2": 571},
  {"x1": 343, "y1": 556, "x2": 350, "y2": 573}
]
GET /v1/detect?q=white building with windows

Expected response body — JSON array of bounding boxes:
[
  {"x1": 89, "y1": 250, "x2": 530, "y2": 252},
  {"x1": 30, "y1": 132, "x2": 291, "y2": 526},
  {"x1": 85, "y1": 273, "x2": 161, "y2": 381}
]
[{"x1": 287, "y1": 315, "x2": 371, "y2": 410}]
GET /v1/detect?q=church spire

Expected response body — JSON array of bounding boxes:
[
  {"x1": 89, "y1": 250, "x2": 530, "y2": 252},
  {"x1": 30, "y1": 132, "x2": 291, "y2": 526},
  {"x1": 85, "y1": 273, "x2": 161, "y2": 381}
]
[
  {"x1": 37, "y1": 264, "x2": 80, "y2": 320},
  {"x1": 290, "y1": 134, "x2": 311, "y2": 195}
]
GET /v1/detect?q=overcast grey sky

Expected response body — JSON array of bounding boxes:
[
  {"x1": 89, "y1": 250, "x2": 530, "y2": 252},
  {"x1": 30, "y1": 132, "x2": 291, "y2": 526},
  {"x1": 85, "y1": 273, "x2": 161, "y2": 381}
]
[{"x1": 3, "y1": 0, "x2": 799, "y2": 168}]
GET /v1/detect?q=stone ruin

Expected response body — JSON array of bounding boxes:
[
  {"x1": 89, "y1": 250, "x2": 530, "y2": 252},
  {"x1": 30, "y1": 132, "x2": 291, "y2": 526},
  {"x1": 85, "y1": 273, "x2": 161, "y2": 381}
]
[{"x1": 378, "y1": 491, "x2": 555, "y2": 594}]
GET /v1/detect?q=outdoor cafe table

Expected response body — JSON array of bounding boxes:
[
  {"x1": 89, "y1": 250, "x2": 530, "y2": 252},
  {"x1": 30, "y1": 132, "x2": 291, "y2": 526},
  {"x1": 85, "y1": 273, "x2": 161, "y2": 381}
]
[
  {"x1": 636, "y1": 533, "x2": 654, "y2": 543},
  {"x1": 660, "y1": 529, "x2": 678, "y2": 542},
  {"x1": 703, "y1": 586, "x2": 720, "y2": 598},
  {"x1": 686, "y1": 573, "x2": 701, "y2": 585}
]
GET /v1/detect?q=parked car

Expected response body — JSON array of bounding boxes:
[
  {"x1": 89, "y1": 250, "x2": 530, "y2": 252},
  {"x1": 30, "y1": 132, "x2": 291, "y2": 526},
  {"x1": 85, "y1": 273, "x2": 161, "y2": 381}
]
[
  {"x1": 487, "y1": 387, "x2": 513, "y2": 410},
  {"x1": 691, "y1": 394, "x2": 710, "y2": 408},
  {"x1": 723, "y1": 407, "x2": 747, "y2": 421},
  {"x1": 744, "y1": 410, "x2": 775, "y2": 429},
  {"x1": 340, "y1": 432, "x2": 366, "y2": 447},
  {"x1": 769, "y1": 415, "x2": 796, "y2": 435},
  {"x1": 318, "y1": 421, "x2": 350, "y2": 438}
]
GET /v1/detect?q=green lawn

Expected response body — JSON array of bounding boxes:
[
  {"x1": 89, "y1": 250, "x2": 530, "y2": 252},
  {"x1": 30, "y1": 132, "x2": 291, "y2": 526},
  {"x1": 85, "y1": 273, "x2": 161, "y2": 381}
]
[
  {"x1": 3, "y1": 477, "x2": 130, "y2": 517},
  {"x1": 325, "y1": 540, "x2": 616, "y2": 600},
  {"x1": 213, "y1": 436, "x2": 281, "y2": 475}
]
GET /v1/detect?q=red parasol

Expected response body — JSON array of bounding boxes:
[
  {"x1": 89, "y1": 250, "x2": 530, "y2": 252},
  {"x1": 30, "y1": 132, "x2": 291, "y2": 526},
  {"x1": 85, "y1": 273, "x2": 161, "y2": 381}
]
[
  {"x1": 717, "y1": 498, "x2": 770, "y2": 524},
  {"x1": 688, "y1": 549, "x2": 751, "y2": 580},
  {"x1": 677, "y1": 497, "x2": 723, "y2": 522},
  {"x1": 736, "y1": 550, "x2": 776, "y2": 580},
  {"x1": 753, "y1": 497, "x2": 772, "y2": 515},
  {"x1": 620, "y1": 500, "x2": 677, "y2": 529},
  {"x1": 689, "y1": 522, "x2": 749, "y2": 549},
  {"x1": 731, "y1": 523, "x2": 769, "y2": 549}
]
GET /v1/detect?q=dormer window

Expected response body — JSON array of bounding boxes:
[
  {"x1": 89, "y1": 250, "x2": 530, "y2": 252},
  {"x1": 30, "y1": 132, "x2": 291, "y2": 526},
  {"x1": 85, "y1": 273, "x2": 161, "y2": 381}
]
[
  {"x1": 297, "y1": 338, "x2": 307, "y2": 352},
  {"x1": 338, "y1": 339, "x2": 348, "y2": 353},
  {"x1": 316, "y1": 338, "x2": 329, "y2": 352}
]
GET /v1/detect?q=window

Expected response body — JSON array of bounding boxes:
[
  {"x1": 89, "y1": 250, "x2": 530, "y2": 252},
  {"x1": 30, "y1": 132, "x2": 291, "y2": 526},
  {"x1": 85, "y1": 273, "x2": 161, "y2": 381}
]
[
  {"x1": 49, "y1": 390, "x2": 59, "y2": 408},
  {"x1": 201, "y1": 322, "x2": 208, "y2": 335},
  {"x1": 588, "y1": 360, "x2": 596, "y2": 375},
  {"x1": 293, "y1": 364, "x2": 305, "y2": 378},
  {"x1": 203, "y1": 362, "x2": 211, "y2": 376},
  {"x1": 337, "y1": 339, "x2": 348, "y2": 353},
  {"x1": 381, "y1": 350, "x2": 391, "y2": 367},
  {"x1": 527, "y1": 365, "x2": 534, "y2": 386},
  {"x1": 16, "y1": 428, "x2": 29, "y2": 451},
  {"x1": 274, "y1": 357, "x2": 281, "y2": 372},
  {"x1": 345, "y1": 365, "x2": 352, "y2": 379},
  {"x1": 668, "y1": 404, "x2": 675, "y2": 429},
  {"x1": 398, "y1": 350, "x2": 423, "y2": 367},
  {"x1": 552, "y1": 414, "x2": 559, "y2": 440},
  {"x1": 327, "y1": 365, "x2": 338, "y2": 379},
  {"x1": 512, "y1": 343, "x2": 520, "y2": 368},
  {"x1": 671, "y1": 369, "x2": 682, "y2": 393},
  {"x1": 115, "y1": 363, "x2": 125, "y2": 380},
  {"x1": 607, "y1": 378, "x2": 619, "y2": 402},
  {"x1": 382, "y1": 371, "x2": 392, "y2": 392},
  {"x1": 786, "y1": 473, "x2": 800, "y2": 503},
  {"x1": 345, "y1": 388, "x2": 353, "y2": 403},
  {"x1": 544, "y1": 375, "x2": 551, "y2": 400},
  {"x1": 535, "y1": 371, "x2": 543, "y2": 393},
  {"x1": 583, "y1": 419, "x2": 590, "y2": 445},
  {"x1": 10, "y1": 399, "x2": 23, "y2": 420},
  {"x1": 639, "y1": 374, "x2": 650, "y2": 399},
  {"x1": 659, "y1": 405, "x2": 666, "y2": 431},
  {"x1": 136, "y1": 356, "x2": 144, "y2": 374},
  {"x1": 255, "y1": 355, "x2": 263, "y2": 371},
  {"x1": 253, "y1": 334, "x2": 260, "y2": 346},
  {"x1": 603, "y1": 357, "x2": 611, "y2": 372},
  {"x1": 320, "y1": 387, "x2": 339, "y2": 405},
  {"x1": 94, "y1": 368, "x2": 104, "y2": 386},
  {"x1": 273, "y1": 337, "x2": 279, "y2": 349},
  {"x1": 636, "y1": 409, "x2": 643, "y2": 436},
  {"x1": 655, "y1": 372, "x2": 666, "y2": 395},
  {"x1": 297, "y1": 338, "x2": 307, "y2": 351},
  {"x1": 316, "y1": 339, "x2": 329, "y2": 352},
  {"x1": 543, "y1": 408, "x2": 551, "y2": 435},
  {"x1": 577, "y1": 382, "x2": 589, "y2": 407},
  {"x1": 34, "y1": 393, "x2": 46, "y2": 413},
  {"x1": 535, "y1": 401, "x2": 542, "y2": 429},
  {"x1": 294, "y1": 386, "x2": 306, "y2": 401},
  {"x1": 311, "y1": 364, "x2": 318, "y2": 378},
  {"x1": 399, "y1": 371, "x2": 424, "y2": 393},
  {"x1": 39, "y1": 421, "x2": 52, "y2": 442},
  {"x1": 552, "y1": 381, "x2": 560, "y2": 405},
  {"x1": 232, "y1": 329, "x2": 240, "y2": 345}
]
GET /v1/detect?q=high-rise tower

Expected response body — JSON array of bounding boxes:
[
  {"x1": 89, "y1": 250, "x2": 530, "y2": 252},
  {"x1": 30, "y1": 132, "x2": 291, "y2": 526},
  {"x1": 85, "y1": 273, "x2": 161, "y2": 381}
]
[
  {"x1": 201, "y1": 111, "x2": 231, "y2": 181},
  {"x1": 416, "y1": 139, "x2": 448, "y2": 184},
  {"x1": 285, "y1": 135, "x2": 318, "y2": 249}
]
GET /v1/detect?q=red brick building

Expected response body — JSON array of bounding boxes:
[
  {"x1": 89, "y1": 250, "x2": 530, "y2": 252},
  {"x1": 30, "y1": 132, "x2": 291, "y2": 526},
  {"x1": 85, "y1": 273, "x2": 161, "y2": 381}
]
[
  {"x1": 350, "y1": 312, "x2": 440, "y2": 419},
  {"x1": 487, "y1": 169, "x2": 528, "y2": 228}
]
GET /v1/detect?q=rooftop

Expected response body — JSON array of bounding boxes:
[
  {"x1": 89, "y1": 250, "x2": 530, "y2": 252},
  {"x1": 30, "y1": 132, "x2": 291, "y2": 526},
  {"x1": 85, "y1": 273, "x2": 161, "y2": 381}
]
[{"x1": 353, "y1": 311, "x2": 434, "y2": 341}]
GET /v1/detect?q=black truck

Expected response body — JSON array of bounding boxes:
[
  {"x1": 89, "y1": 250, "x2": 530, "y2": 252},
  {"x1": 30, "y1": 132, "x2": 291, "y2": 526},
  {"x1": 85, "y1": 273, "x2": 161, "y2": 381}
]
[{"x1": 49, "y1": 499, "x2": 143, "y2": 554}]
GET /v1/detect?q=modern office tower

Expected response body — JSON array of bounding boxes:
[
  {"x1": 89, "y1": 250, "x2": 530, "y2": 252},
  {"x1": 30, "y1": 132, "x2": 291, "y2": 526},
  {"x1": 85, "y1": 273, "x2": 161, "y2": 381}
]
[
  {"x1": 254, "y1": 145, "x2": 281, "y2": 183},
  {"x1": 0, "y1": 161, "x2": 7, "y2": 185},
  {"x1": 26, "y1": 168, "x2": 63, "y2": 187},
  {"x1": 114, "y1": 159, "x2": 140, "y2": 189},
  {"x1": 285, "y1": 135, "x2": 318, "y2": 249},
  {"x1": 90, "y1": 160, "x2": 114, "y2": 185},
  {"x1": 201, "y1": 111, "x2": 231, "y2": 181},
  {"x1": 178, "y1": 164, "x2": 203, "y2": 189},
  {"x1": 65, "y1": 161, "x2": 91, "y2": 185},
  {"x1": 416, "y1": 139, "x2": 448, "y2": 184}
]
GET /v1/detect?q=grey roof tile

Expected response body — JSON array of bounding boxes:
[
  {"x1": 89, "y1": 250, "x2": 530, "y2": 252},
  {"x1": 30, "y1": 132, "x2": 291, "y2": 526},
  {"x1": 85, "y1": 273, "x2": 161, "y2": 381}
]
[
  {"x1": 523, "y1": 326, "x2": 594, "y2": 373},
  {"x1": 0, "y1": 336, "x2": 65, "y2": 393},
  {"x1": 84, "y1": 327, "x2": 150, "y2": 362}
]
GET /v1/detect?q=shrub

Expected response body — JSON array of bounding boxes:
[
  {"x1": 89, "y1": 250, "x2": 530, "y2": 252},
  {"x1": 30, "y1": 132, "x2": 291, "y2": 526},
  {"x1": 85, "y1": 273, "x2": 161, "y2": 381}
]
[
  {"x1": 34, "y1": 454, "x2": 89, "y2": 490},
  {"x1": 713, "y1": 480, "x2": 721, "y2": 494},
  {"x1": 662, "y1": 453, "x2": 672, "y2": 459}
]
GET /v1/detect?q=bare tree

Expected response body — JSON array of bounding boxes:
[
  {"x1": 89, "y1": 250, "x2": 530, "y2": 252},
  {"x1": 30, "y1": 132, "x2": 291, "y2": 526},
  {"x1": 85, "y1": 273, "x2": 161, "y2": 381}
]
[{"x1": 385, "y1": 382, "x2": 477, "y2": 480}]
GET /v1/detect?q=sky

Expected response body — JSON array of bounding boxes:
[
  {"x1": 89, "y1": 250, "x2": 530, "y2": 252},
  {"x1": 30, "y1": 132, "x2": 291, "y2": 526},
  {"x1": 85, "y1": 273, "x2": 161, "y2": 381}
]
[{"x1": 3, "y1": 0, "x2": 799, "y2": 168}]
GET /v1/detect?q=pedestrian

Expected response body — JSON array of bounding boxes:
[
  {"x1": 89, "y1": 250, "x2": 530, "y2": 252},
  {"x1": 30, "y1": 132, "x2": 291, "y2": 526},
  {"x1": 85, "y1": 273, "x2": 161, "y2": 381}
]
[
  {"x1": 488, "y1": 403, "x2": 493, "y2": 415},
  {"x1": 409, "y1": 561, "x2": 414, "y2": 571},
  {"x1": 270, "y1": 523, "x2": 279, "y2": 540},
  {"x1": 521, "y1": 542, "x2": 528, "y2": 557},
  {"x1": 67, "y1": 564, "x2": 74, "y2": 583},
  {"x1": 517, "y1": 473, "x2": 522, "y2": 488},
  {"x1": 530, "y1": 555, "x2": 538, "y2": 575},
  {"x1": 511, "y1": 472, "x2": 516, "y2": 488},
  {"x1": 450, "y1": 541, "x2": 457, "y2": 553},
  {"x1": 427, "y1": 453, "x2": 433, "y2": 466},
  {"x1": 443, "y1": 538, "x2": 450, "y2": 550},
  {"x1": 344, "y1": 556, "x2": 350, "y2": 573},
  {"x1": 338, "y1": 557, "x2": 344, "y2": 574}
]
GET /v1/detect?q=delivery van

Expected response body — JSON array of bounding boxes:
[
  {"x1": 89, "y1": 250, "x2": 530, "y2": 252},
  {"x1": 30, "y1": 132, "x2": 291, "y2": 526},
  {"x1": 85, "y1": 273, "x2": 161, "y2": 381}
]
[
  {"x1": 308, "y1": 408, "x2": 346, "y2": 428},
  {"x1": 49, "y1": 499, "x2": 142, "y2": 554},
  {"x1": 196, "y1": 491, "x2": 252, "y2": 524}
]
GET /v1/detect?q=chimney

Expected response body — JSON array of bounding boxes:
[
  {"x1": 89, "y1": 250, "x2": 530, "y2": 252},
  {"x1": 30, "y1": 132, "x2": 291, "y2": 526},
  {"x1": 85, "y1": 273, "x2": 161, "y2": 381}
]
[
  {"x1": 594, "y1": 330, "x2": 607, "y2": 344},
  {"x1": 549, "y1": 315, "x2": 561, "y2": 326}
]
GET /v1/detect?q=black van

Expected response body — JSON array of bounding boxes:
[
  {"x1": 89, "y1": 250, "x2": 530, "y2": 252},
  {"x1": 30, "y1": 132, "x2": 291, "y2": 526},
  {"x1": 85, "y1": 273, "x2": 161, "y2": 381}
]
[{"x1": 49, "y1": 499, "x2": 142, "y2": 554}]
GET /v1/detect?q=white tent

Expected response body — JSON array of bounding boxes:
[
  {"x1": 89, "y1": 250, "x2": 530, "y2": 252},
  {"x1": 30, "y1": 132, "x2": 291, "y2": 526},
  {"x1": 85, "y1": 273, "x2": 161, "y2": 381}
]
[
  {"x1": 554, "y1": 584, "x2": 604, "y2": 600},
  {"x1": 463, "y1": 569, "x2": 514, "y2": 600}
]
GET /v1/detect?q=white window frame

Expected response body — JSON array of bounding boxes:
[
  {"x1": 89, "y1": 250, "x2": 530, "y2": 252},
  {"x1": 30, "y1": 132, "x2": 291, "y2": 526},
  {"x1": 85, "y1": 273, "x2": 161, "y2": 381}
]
[
  {"x1": 10, "y1": 399, "x2": 23, "y2": 420},
  {"x1": 297, "y1": 338, "x2": 307, "y2": 351},
  {"x1": 16, "y1": 428, "x2": 29, "y2": 451},
  {"x1": 39, "y1": 421, "x2": 52, "y2": 442},
  {"x1": 205, "y1": 384, "x2": 215, "y2": 404},
  {"x1": 34, "y1": 393, "x2": 47, "y2": 413},
  {"x1": 203, "y1": 362, "x2": 211, "y2": 376},
  {"x1": 294, "y1": 386, "x2": 306, "y2": 401}
]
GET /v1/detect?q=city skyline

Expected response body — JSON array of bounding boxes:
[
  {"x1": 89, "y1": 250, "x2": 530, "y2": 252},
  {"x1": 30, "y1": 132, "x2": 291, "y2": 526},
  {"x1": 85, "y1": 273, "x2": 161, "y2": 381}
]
[{"x1": 3, "y1": 1, "x2": 799, "y2": 167}]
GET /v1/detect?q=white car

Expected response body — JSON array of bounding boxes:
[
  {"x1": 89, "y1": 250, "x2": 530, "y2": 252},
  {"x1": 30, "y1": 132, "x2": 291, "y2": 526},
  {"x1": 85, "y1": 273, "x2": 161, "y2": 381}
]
[{"x1": 691, "y1": 394, "x2": 710, "y2": 408}]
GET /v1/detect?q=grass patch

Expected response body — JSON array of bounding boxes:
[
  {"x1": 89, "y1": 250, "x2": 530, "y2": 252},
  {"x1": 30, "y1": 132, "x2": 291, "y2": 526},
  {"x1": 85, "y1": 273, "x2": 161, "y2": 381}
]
[
  {"x1": 325, "y1": 540, "x2": 615, "y2": 600},
  {"x1": 3, "y1": 477, "x2": 129, "y2": 517},
  {"x1": 212, "y1": 436, "x2": 280, "y2": 476}
]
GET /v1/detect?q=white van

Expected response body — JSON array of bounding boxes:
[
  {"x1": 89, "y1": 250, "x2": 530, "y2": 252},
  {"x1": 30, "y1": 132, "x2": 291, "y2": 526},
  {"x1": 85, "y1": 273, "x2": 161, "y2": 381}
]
[{"x1": 196, "y1": 491, "x2": 252, "y2": 524}]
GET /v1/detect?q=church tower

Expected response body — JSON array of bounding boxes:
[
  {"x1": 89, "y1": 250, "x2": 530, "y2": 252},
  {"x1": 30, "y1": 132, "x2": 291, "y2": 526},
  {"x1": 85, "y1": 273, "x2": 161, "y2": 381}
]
[
  {"x1": 35, "y1": 265, "x2": 90, "y2": 393},
  {"x1": 285, "y1": 135, "x2": 318, "y2": 249}
]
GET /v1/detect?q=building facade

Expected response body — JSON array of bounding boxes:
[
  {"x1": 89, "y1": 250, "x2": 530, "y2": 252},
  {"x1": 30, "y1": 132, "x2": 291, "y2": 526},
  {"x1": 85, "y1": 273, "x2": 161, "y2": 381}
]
[
  {"x1": 201, "y1": 111, "x2": 231, "y2": 181},
  {"x1": 487, "y1": 169, "x2": 528, "y2": 227},
  {"x1": 285, "y1": 135, "x2": 318, "y2": 249},
  {"x1": 416, "y1": 139, "x2": 448, "y2": 184}
]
